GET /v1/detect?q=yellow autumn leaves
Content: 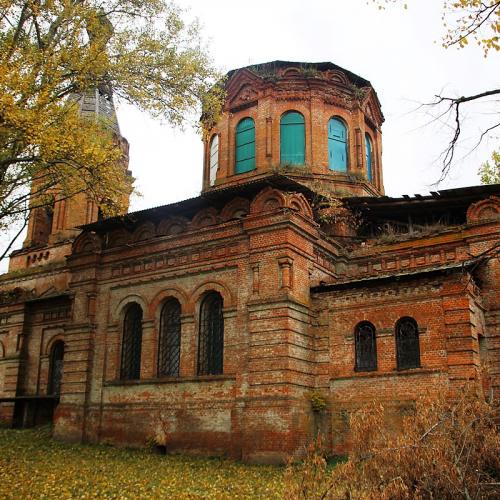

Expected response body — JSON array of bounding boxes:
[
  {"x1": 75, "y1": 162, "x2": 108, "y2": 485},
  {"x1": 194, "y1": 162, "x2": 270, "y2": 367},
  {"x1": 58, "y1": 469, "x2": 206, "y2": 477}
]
[
  {"x1": 0, "y1": 1, "x2": 223, "y2": 229},
  {"x1": 0, "y1": 427, "x2": 284, "y2": 499}
]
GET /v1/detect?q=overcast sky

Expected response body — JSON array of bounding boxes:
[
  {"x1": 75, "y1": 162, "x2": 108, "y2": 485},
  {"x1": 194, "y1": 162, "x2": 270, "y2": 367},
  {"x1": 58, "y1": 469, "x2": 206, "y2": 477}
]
[
  {"x1": 121, "y1": 0, "x2": 498, "y2": 212},
  {"x1": 1, "y1": 0, "x2": 498, "y2": 270}
]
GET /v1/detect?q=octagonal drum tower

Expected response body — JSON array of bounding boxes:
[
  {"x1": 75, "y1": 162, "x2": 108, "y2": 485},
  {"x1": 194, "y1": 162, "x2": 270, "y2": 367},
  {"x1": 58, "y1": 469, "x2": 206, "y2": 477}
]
[{"x1": 202, "y1": 60, "x2": 384, "y2": 197}]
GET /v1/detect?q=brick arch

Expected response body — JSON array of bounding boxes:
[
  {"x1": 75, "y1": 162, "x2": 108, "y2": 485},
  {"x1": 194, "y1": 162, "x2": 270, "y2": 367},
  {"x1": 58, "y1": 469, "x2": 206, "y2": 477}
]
[
  {"x1": 157, "y1": 216, "x2": 189, "y2": 237},
  {"x1": 45, "y1": 334, "x2": 65, "y2": 356},
  {"x1": 220, "y1": 197, "x2": 250, "y2": 222},
  {"x1": 250, "y1": 187, "x2": 287, "y2": 214},
  {"x1": 107, "y1": 228, "x2": 130, "y2": 248},
  {"x1": 149, "y1": 287, "x2": 190, "y2": 317},
  {"x1": 288, "y1": 193, "x2": 314, "y2": 219},
  {"x1": 132, "y1": 222, "x2": 155, "y2": 243},
  {"x1": 328, "y1": 113, "x2": 349, "y2": 126},
  {"x1": 73, "y1": 231, "x2": 101, "y2": 254},
  {"x1": 325, "y1": 70, "x2": 349, "y2": 85},
  {"x1": 114, "y1": 295, "x2": 148, "y2": 323},
  {"x1": 280, "y1": 108, "x2": 306, "y2": 121},
  {"x1": 281, "y1": 67, "x2": 301, "y2": 78},
  {"x1": 467, "y1": 196, "x2": 500, "y2": 223},
  {"x1": 190, "y1": 280, "x2": 234, "y2": 309},
  {"x1": 325, "y1": 108, "x2": 352, "y2": 132},
  {"x1": 190, "y1": 207, "x2": 219, "y2": 229}
]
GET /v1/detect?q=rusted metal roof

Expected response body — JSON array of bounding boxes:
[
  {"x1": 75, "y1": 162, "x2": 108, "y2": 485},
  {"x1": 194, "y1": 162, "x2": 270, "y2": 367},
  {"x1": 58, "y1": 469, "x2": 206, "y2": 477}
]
[
  {"x1": 80, "y1": 173, "x2": 313, "y2": 233},
  {"x1": 345, "y1": 184, "x2": 500, "y2": 213}
]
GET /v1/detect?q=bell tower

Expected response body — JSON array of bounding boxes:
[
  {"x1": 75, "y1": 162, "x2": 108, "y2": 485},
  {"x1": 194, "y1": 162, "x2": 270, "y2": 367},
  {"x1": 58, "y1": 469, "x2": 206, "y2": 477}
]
[
  {"x1": 9, "y1": 86, "x2": 130, "y2": 271},
  {"x1": 202, "y1": 61, "x2": 384, "y2": 197}
]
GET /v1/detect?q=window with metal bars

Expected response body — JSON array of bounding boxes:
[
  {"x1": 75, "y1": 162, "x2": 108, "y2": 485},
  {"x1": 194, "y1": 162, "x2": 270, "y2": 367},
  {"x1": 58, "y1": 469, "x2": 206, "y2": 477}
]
[
  {"x1": 354, "y1": 321, "x2": 377, "y2": 371},
  {"x1": 158, "y1": 298, "x2": 181, "y2": 377},
  {"x1": 120, "y1": 303, "x2": 143, "y2": 380},
  {"x1": 48, "y1": 340, "x2": 64, "y2": 396},
  {"x1": 197, "y1": 292, "x2": 223, "y2": 375},
  {"x1": 395, "y1": 317, "x2": 420, "y2": 370}
]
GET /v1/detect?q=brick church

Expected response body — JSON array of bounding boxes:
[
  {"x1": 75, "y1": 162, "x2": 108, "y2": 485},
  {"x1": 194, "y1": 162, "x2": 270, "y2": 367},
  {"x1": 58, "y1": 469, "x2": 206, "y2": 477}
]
[{"x1": 0, "y1": 61, "x2": 498, "y2": 463}]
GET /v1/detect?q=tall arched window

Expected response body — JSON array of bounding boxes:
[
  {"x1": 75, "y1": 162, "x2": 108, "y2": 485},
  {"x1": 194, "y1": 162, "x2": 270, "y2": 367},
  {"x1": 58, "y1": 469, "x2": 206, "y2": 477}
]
[
  {"x1": 48, "y1": 340, "x2": 64, "y2": 396},
  {"x1": 365, "y1": 133, "x2": 373, "y2": 182},
  {"x1": 158, "y1": 298, "x2": 181, "y2": 377},
  {"x1": 355, "y1": 321, "x2": 377, "y2": 371},
  {"x1": 280, "y1": 111, "x2": 305, "y2": 165},
  {"x1": 209, "y1": 134, "x2": 219, "y2": 186},
  {"x1": 395, "y1": 317, "x2": 420, "y2": 370},
  {"x1": 198, "y1": 292, "x2": 224, "y2": 375},
  {"x1": 235, "y1": 117, "x2": 256, "y2": 174},
  {"x1": 120, "y1": 303, "x2": 143, "y2": 380},
  {"x1": 328, "y1": 118, "x2": 348, "y2": 172}
]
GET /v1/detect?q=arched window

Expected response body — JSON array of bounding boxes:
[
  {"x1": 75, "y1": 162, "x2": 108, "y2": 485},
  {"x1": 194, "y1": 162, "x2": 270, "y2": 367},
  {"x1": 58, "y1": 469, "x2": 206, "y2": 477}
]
[
  {"x1": 198, "y1": 292, "x2": 224, "y2": 375},
  {"x1": 158, "y1": 298, "x2": 181, "y2": 377},
  {"x1": 235, "y1": 117, "x2": 256, "y2": 174},
  {"x1": 395, "y1": 317, "x2": 420, "y2": 370},
  {"x1": 209, "y1": 134, "x2": 219, "y2": 186},
  {"x1": 354, "y1": 322, "x2": 377, "y2": 371},
  {"x1": 365, "y1": 133, "x2": 373, "y2": 182},
  {"x1": 120, "y1": 303, "x2": 143, "y2": 380},
  {"x1": 328, "y1": 118, "x2": 348, "y2": 172},
  {"x1": 280, "y1": 111, "x2": 305, "y2": 165},
  {"x1": 48, "y1": 340, "x2": 64, "y2": 396}
]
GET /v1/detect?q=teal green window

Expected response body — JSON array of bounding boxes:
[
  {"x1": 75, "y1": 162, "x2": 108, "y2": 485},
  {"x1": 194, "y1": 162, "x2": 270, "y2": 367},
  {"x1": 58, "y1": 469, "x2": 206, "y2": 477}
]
[
  {"x1": 280, "y1": 111, "x2": 305, "y2": 165},
  {"x1": 328, "y1": 118, "x2": 347, "y2": 172},
  {"x1": 235, "y1": 117, "x2": 256, "y2": 174},
  {"x1": 365, "y1": 133, "x2": 373, "y2": 182}
]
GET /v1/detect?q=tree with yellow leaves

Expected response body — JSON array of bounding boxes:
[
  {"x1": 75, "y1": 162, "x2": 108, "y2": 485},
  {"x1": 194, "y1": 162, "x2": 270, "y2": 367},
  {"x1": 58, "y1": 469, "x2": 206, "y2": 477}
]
[{"x1": 0, "y1": 0, "x2": 223, "y2": 256}]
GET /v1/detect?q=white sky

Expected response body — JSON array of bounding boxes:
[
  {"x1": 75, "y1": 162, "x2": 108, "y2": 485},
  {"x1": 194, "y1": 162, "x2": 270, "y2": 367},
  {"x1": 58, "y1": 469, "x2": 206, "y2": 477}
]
[
  {"x1": 121, "y1": 0, "x2": 499, "y2": 213},
  {"x1": 1, "y1": 0, "x2": 498, "y2": 270}
]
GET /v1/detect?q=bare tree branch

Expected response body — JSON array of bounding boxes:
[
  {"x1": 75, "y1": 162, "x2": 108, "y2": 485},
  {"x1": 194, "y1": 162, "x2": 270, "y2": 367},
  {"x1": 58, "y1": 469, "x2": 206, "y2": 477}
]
[{"x1": 423, "y1": 88, "x2": 500, "y2": 181}]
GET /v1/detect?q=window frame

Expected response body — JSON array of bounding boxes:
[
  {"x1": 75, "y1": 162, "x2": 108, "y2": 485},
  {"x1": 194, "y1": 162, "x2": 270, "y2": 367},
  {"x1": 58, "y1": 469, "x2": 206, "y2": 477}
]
[
  {"x1": 354, "y1": 321, "x2": 377, "y2": 372},
  {"x1": 157, "y1": 298, "x2": 182, "y2": 377},
  {"x1": 365, "y1": 132, "x2": 373, "y2": 182},
  {"x1": 235, "y1": 117, "x2": 256, "y2": 174},
  {"x1": 120, "y1": 303, "x2": 143, "y2": 380},
  {"x1": 395, "y1": 317, "x2": 421, "y2": 371},
  {"x1": 280, "y1": 110, "x2": 306, "y2": 166},
  {"x1": 328, "y1": 117, "x2": 348, "y2": 172},
  {"x1": 209, "y1": 134, "x2": 219, "y2": 186},
  {"x1": 197, "y1": 292, "x2": 224, "y2": 376}
]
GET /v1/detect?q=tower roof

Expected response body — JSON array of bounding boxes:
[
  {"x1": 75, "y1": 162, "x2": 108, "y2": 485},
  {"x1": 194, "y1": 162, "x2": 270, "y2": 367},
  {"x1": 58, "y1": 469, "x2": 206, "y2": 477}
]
[
  {"x1": 226, "y1": 60, "x2": 372, "y2": 88},
  {"x1": 74, "y1": 85, "x2": 121, "y2": 135}
]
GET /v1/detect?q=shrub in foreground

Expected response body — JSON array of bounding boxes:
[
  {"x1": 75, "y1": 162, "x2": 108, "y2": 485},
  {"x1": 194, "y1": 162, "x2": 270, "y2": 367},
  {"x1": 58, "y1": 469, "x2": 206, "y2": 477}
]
[{"x1": 285, "y1": 388, "x2": 500, "y2": 499}]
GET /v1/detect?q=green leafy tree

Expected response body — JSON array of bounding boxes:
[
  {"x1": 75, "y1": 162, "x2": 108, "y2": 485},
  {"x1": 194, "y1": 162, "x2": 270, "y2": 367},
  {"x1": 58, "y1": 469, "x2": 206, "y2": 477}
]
[
  {"x1": 0, "y1": 0, "x2": 223, "y2": 253},
  {"x1": 479, "y1": 150, "x2": 500, "y2": 184}
]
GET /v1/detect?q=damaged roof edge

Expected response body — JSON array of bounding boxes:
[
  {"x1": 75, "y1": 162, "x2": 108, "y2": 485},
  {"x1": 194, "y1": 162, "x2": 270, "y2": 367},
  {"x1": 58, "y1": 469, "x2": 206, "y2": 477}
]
[
  {"x1": 311, "y1": 261, "x2": 473, "y2": 293},
  {"x1": 346, "y1": 184, "x2": 500, "y2": 207}
]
